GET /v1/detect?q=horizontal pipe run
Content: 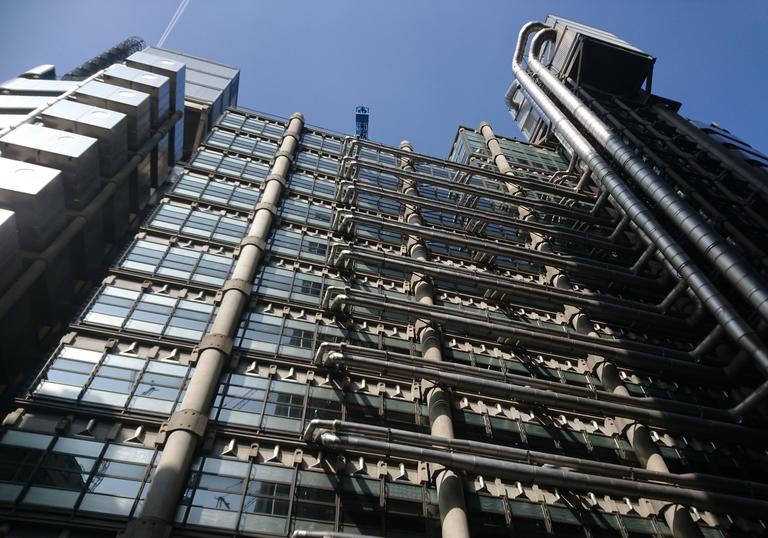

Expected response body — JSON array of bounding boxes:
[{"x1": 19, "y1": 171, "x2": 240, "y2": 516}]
[
  {"x1": 291, "y1": 530, "x2": 378, "y2": 538},
  {"x1": 305, "y1": 420, "x2": 768, "y2": 498},
  {"x1": 316, "y1": 349, "x2": 768, "y2": 442},
  {"x1": 346, "y1": 181, "x2": 637, "y2": 255},
  {"x1": 311, "y1": 430, "x2": 768, "y2": 517},
  {"x1": 323, "y1": 287, "x2": 719, "y2": 375},
  {"x1": 653, "y1": 105, "x2": 768, "y2": 199},
  {"x1": 335, "y1": 212, "x2": 664, "y2": 289},
  {"x1": 315, "y1": 343, "x2": 736, "y2": 423},
  {"x1": 333, "y1": 247, "x2": 694, "y2": 328},
  {"x1": 351, "y1": 159, "x2": 611, "y2": 226},
  {"x1": 346, "y1": 138, "x2": 599, "y2": 204}
]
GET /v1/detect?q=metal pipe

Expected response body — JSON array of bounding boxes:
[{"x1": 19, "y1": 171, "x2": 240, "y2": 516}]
[
  {"x1": 332, "y1": 246, "x2": 693, "y2": 328},
  {"x1": 291, "y1": 531, "x2": 379, "y2": 538},
  {"x1": 653, "y1": 105, "x2": 768, "y2": 199},
  {"x1": 335, "y1": 212, "x2": 663, "y2": 289},
  {"x1": 345, "y1": 181, "x2": 634, "y2": 255},
  {"x1": 348, "y1": 137, "x2": 598, "y2": 204},
  {"x1": 315, "y1": 348, "x2": 768, "y2": 443},
  {"x1": 330, "y1": 286, "x2": 768, "y2": 417},
  {"x1": 575, "y1": 318, "x2": 703, "y2": 537},
  {"x1": 350, "y1": 159, "x2": 609, "y2": 225},
  {"x1": 315, "y1": 343, "x2": 732, "y2": 423},
  {"x1": 120, "y1": 112, "x2": 305, "y2": 537},
  {"x1": 304, "y1": 420, "x2": 768, "y2": 498},
  {"x1": 309, "y1": 430, "x2": 768, "y2": 517},
  {"x1": 0, "y1": 110, "x2": 182, "y2": 321},
  {"x1": 323, "y1": 286, "x2": 720, "y2": 376},
  {"x1": 526, "y1": 26, "x2": 768, "y2": 350},
  {"x1": 509, "y1": 23, "x2": 768, "y2": 410}
]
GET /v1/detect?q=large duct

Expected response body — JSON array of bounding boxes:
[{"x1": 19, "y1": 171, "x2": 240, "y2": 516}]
[
  {"x1": 509, "y1": 22, "x2": 768, "y2": 416},
  {"x1": 525, "y1": 27, "x2": 768, "y2": 329}
]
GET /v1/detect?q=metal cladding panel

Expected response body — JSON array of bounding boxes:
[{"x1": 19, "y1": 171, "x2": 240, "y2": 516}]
[
  {"x1": 0, "y1": 115, "x2": 27, "y2": 130},
  {"x1": 42, "y1": 100, "x2": 129, "y2": 177},
  {"x1": 0, "y1": 123, "x2": 100, "y2": 210},
  {"x1": 0, "y1": 95, "x2": 49, "y2": 114},
  {"x1": 542, "y1": 15, "x2": 655, "y2": 95},
  {"x1": 185, "y1": 69, "x2": 229, "y2": 91},
  {"x1": 126, "y1": 51, "x2": 186, "y2": 165},
  {"x1": 74, "y1": 81, "x2": 151, "y2": 151},
  {"x1": 545, "y1": 15, "x2": 647, "y2": 55},
  {"x1": 0, "y1": 208, "x2": 21, "y2": 293},
  {"x1": 103, "y1": 64, "x2": 170, "y2": 128},
  {"x1": 151, "y1": 133, "x2": 170, "y2": 188},
  {"x1": 0, "y1": 78, "x2": 77, "y2": 96},
  {"x1": 126, "y1": 50, "x2": 186, "y2": 113},
  {"x1": 144, "y1": 46, "x2": 239, "y2": 81},
  {"x1": 0, "y1": 157, "x2": 66, "y2": 250},
  {"x1": 131, "y1": 152, "x2": 151, "y2": 212}
]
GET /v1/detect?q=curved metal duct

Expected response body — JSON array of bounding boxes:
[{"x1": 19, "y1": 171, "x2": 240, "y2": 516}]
[
  {"x1": 509, "y1": 22, "x2": 768, "y2": 415},
  {"x1": 525, "y1": 27, "x2": 768, "y2": 327}
]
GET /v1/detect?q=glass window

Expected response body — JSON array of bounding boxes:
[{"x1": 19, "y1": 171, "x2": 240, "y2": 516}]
[{"x1": 120, "y1": 239, "x2": 234, "y2": 287}]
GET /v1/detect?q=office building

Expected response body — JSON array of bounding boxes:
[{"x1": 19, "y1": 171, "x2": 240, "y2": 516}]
[{"x1": 0, "y1": 15, "x2": 767, "y2": 538}]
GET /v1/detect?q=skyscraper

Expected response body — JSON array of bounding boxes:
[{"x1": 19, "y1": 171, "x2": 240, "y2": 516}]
[{"x1": 0, "y1": 15, "x2": 767, "y2": 538}]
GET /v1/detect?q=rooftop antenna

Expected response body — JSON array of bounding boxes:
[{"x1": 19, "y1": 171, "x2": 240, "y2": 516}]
[
  {"x1": 158, "y1": 0, "x2": 190, "y2": 47},
  {"x1": 355, "y1": 105, "x2": 369, "y2": 139}
]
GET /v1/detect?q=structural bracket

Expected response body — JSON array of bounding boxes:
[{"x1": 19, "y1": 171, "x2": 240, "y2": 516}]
[
  {"x1": 220, "y1": 278, "x2": 252, "y2": 300},
  {"x1": 256, "y1": 201, "x2": 279, "y2": 215},
  {"x1": 197, "y1": 333, "x2": 234, "y2": 356},
  {"x1": 239, "y1": 235, "x2": 267, "y2": 252},
  {"x1": 161, "y1": 409, "x2": 209, "y2": 439},
  {"x1": 264, "y1": 172, "x2": 287, "y2": 186}
]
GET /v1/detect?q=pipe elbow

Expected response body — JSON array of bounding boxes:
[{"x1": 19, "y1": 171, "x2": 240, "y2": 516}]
[
  {"x1": 513, "y1": 21, "x2": 548, "y2": 70},
  {"x1": 528, "y1": 28, "x2": 557, "y2": 67}
]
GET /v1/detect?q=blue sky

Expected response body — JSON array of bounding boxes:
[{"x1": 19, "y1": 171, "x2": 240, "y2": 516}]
[{"x1": 1, "y1": 1, "x2": 766, "y2": 156}]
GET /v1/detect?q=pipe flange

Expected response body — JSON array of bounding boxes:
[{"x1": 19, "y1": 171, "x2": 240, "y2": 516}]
[
  {"x1": 197, "y1": 333, "x2": 234, "y2": 356},
  {"x1": 273, "y1": 149, "x2": 294, "y2": 163},
  {"x1": 264, "y1": 172, "x2": 287, "y2": 186},
  {"x1": 240, "y1": 235, "x2": 267, "y2": 252},
  {"x1": 221, "y1": 278, "x2": 252, "y2": 299},
  {"x1": 255, "y1": 201, "x2": 279, "y2": 216},
  {"x1": 163, "y1": 409, "x2": 209, "y2": 438}
]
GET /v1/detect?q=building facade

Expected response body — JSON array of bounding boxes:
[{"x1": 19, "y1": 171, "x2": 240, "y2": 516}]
[{"x1": 0, "y1": 16, "x2": 767, "y2": 538}]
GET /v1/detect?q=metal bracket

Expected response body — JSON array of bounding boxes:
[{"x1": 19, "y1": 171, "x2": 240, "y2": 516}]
[
  {"x1": 273, "y1": 149, "x2": 294, "y2": 163},
  {"x1": 264, "y1": 172, "x2": 286, "y2": 186},
  {"x1": 119, "y1": 517, "x2": 172, "y2": 538},
  {"x1": 162, "y1": 409, "x2": 209, "y2": 439},
  {"x1": 239, "y1": 235, "x2": 266, "y2": 252},
  {"x1": 255, "y1": 201, "x2": 279, "y2": 215},
  {"x1": 220, "y1": 278, "x2": 252, "y2": 299},
  {"x1": 197, "y1": 333, "x2": 234, "y2": 356}
]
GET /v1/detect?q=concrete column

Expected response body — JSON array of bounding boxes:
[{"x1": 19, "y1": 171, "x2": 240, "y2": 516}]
[
  {"x1": 576, "y1": 314, "x2": 703, "y2": 538},
  {"x1": 399, "y1": 140, "x2": 471, "y2": 538},
  {"x1": 479, "y1": 122, "x2": 571, "y2": 290},
  {"x1": 119, "y1": 113, "x2": 305, "y2": 538}
]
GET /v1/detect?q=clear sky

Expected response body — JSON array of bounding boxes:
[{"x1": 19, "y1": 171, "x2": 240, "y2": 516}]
[{"x1": 1, "y1": 1, "x2": 766, "y2": 157}]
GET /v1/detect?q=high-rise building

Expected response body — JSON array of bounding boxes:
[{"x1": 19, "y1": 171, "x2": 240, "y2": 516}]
[{"x1": 0, "y1": 15, "x2": 767, "y2": 538}]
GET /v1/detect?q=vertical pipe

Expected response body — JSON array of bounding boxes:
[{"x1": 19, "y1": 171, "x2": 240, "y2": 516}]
[
  {"x1": 399, "y1": 141, "x2": 471, "y2": 538},
  {"x1": 119, "y1": 113, "x2": 305, "y2": 537}
]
